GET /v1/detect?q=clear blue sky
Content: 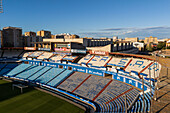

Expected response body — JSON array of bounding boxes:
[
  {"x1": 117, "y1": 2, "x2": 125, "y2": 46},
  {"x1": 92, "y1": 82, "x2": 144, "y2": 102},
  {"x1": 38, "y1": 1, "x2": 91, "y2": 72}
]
[{"x1": 1, "y1": 0, "x2": 170, "y2": 39}]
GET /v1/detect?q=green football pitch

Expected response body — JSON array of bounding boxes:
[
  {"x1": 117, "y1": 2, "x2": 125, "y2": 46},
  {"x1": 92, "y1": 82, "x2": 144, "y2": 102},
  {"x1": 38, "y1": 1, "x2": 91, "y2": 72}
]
[{"x1": 0, "y1": 80, "x2": 85, "y2": 113}]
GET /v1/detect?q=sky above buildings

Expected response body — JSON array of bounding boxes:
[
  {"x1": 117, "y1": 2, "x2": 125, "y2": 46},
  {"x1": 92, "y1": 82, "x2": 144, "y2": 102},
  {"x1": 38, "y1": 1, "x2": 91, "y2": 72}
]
[{"x1": 1, "y1": 0, "x2": 170, "y2": 39}]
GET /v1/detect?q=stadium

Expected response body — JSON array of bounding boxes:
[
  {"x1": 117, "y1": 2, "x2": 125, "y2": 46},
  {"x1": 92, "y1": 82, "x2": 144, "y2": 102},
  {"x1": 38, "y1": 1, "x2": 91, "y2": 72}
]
[{"x1": 0, "y1": 49, "x2": 165, "y2": 113}]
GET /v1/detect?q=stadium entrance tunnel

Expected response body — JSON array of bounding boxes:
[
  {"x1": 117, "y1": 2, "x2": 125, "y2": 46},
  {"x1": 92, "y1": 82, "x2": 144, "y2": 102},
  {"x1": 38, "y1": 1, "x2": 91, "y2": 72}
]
[
  {"x1": 24, "y1": 61, "x2": 29, "y2": 64},
  {"x1": 68, "y1": 66, "x2": 72, "y2": 70},
  {"x1": 104, "y1": 73, "x2": 113, "y2": 79},
  {"x1": 59, "y1": 65, "x2": 63, "y2": 69}
]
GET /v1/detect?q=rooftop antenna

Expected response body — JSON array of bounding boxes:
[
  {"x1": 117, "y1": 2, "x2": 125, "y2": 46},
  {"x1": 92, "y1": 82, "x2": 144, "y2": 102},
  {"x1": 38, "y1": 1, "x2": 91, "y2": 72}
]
[{"x1": 0, "y1": 0, "x2": 3, "y2": 13}]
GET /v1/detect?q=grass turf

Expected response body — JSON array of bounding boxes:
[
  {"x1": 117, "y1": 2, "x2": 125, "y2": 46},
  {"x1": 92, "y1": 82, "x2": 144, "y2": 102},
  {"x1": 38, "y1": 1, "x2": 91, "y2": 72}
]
[{"x1": 0, "y1": 80, "x2": 84, "y2": 113}]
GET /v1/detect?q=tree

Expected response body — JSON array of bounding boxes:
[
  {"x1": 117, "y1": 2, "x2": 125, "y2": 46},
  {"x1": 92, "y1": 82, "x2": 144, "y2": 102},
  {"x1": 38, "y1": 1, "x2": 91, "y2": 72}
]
[{"x1": 157, "y1": 42, "x2": 166, "y2": 50}]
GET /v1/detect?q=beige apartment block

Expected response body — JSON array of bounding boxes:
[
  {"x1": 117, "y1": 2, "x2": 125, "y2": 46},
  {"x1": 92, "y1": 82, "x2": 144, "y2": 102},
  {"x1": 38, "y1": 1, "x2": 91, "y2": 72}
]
[
  {"x1": 125, "y1": 37, "x2": 139, "y2": 42},
  {"x1": 37, "y1": 30, "x2": 51, "y2": 38},
  {"x1": 144, "y1": 36, "x2": 158, "y2": 45},
  {"x1": 25, "y1": 31, "x2": 36, "y2": 37}
]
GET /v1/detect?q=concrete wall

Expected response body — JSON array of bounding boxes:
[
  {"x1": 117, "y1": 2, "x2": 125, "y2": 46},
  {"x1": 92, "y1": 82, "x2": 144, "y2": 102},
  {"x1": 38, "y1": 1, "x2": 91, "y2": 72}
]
[{"x1": 86, "y1": 44, "x2": 111, "y2": 52}]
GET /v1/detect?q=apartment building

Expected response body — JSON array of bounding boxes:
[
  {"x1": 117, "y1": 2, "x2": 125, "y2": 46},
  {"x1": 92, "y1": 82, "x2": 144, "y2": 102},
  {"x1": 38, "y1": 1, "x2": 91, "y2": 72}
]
[
  {"x1": 144, "y1": 36, "x2": 158, "y2": 45},
  {"x1": 53, "y1": 33, "x2": 79, "y2": 39},
  {"x1": 37, "y1": 30, "x2": 51, "y2": 38},
  {"x1": 25, "y1": 31, "x2": 36, "y2": 37},
  {"x1": 125, "y1": 37, "x2": 139, "y2": 42},
  {"x1": 2, "y1": 26, "x2": 23, "y2": 47}
]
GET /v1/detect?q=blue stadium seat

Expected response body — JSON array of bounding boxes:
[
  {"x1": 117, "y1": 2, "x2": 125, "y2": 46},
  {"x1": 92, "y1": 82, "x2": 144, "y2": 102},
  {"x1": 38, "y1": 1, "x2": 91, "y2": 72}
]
[
  {"x1": 47, "y1": 70, "x2": 73, "y2": 87},
  {"x1": 35, "y1": 68, "x2": 64, "y2": 84},
  {"x1": 27, "y1": 66, "x2": 52, "y2": 81},
  {"x1": 5, "y1": 64, "x2": 31, "y2": 77},
  {"x1": 15, "y1": 65, "x2": 45, "y2": 79},
  {"x1": 0, "y1": 68, "x2": 11, "y2": 76}
]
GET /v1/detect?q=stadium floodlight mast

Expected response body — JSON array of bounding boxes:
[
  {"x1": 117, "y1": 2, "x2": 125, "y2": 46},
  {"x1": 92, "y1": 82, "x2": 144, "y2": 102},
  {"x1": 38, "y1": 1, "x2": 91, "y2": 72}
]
[{"x1": 0, "y1": 0, "x2": 3, "y2": 13}]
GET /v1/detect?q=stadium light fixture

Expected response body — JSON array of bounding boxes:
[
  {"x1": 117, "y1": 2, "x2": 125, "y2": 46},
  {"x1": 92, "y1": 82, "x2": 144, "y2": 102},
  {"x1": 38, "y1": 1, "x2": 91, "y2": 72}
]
[{"x1": 0, "y1": 0, "x2": 3, "y2": 13}]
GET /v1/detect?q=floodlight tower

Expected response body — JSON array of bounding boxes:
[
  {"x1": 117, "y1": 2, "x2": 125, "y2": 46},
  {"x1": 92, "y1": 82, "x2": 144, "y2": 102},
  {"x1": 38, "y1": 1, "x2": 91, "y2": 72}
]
[{"x1": 0, "y1": 0, "x2": 3, "y2": 13}]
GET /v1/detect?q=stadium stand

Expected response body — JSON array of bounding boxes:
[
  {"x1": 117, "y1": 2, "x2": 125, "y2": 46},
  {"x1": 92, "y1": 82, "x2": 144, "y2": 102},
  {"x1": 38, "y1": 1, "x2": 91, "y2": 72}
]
[
  {"x1": 87, "y1": 55, "x2": 112, "y2": 67},
  {"x1": 27, "y1": 66, "x2": 52, "y2": 81},
  {"x1": 142, "y1": 62, "x2": 161, "y2": 79},
  {"x1": 28, "y1": 51, "x2": 44, "y2": 58},
  {"x1": 1, "y1": 51, "x2": 160, "y2": 113},
  {"x1": 73, "y1": 75, "x2": 111, "y2": 100},
  {"x1": 58, "y1": 72, "x2": 141, "y2": 112},
  {"x1": 130, "y1": 92, "x2": 152, "y2": 112},
  {"x1": 4, "y1": 64, "x2": 31, "y2": 77},
  {"x1": 58, "y1": 72, "x2": 90, "y2": 92},
  {"x1": 20, "y1": 52, "x2": 33, "y2": 59},
  {"x1": 107, "y1": 57, "x2": 132, "y2": 68},
  {"x1": 49, "y1": 54, "x2": 65, "y2": 63},
  {"x1": 35, "y1": 68, "x2": 65, "y2": 84},
  {"x1": 47, "y1": 70, "x2": 73, "y2": 87},
  {"x1": 37, "y1": 52, "x2": 53, "y2": 60},
  {"x1": 62, "y1": 55, "x2": 78, "y2": 62},
  {"x1": 78, "y1": 54, "x2": 94, "y2": 65},
  {"x1": 0, "y1": 64, "x2": 18, "y2": 76},
  {"x1": 2, "y1": 50, "x2": 24, "y2": 58},
  {"x1": 125, "y1": 58, "x2": 152, "y2": 73},
  {"x1": 15, "y1": 65, "x2": 45, "y2": 80}
]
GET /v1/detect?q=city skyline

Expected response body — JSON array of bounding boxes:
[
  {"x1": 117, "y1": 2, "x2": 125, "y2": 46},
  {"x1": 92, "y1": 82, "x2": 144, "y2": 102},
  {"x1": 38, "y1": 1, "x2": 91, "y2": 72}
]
[{"x1": 1, "y1": 0, "x2": 170, "y2": 39}]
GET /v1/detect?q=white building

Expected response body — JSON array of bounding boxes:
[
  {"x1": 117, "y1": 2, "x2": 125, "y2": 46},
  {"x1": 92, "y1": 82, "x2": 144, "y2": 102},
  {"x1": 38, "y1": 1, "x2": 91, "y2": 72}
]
[{"x1": 133, "y1": 42, "x2": 144, "y2": 51}]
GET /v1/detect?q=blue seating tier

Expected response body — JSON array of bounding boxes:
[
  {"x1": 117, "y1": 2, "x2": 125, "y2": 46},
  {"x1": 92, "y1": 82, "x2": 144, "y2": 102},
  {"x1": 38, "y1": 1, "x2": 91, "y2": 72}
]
[
  {"x1": 47, "y1": 70, "x2": 73, "y2": 87},
  {"x1": 35, "y1": 68, "x2": 64, "y2": 84},
  {"x1": 5, "y1": 64, "x2": 31, "y2": 77},
  {"x1": 15, "y1": 65, "x2": 45, "y2": 79},
  {"x1": 27, "y1": 66, "x2": 52, "y2": 81}
]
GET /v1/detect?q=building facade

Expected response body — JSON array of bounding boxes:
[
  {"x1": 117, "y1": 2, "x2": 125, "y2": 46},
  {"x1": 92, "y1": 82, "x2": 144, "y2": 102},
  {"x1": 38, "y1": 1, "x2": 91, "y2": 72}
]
[
  {"x1": 166, "y1": 39, "x2": 170, "y2": 48},
  {"x1": 25, "y1": 31, "x2": 36, "y2": 37},
  {"x1": 2, "y1": 26, "x2": 23, "y2": 47},
  {"x1": 133, "y1": 42, "x2": 145, "y2": 51},
  {"x1": 43, "y1": 37, "x2": 113, "y2": 47},
  {"x1": 37, "y1": 30, "x2": 51, "y2": 38},
  {"x1": 125, "y1": 37, "x2": 139, "y2": 42},
  {"x1": 53, "y1": 33, "x2": 79, "y2": 39},
  {"x1": 144, "y1": 36, "x2": 158, "y2": 45}
]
